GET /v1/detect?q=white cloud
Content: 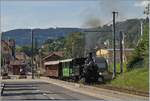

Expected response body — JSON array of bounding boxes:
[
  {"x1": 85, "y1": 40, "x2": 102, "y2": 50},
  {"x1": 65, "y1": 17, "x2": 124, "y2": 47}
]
[{"x1": 134, "y1": 1, "x2": 150, "y2": 7}]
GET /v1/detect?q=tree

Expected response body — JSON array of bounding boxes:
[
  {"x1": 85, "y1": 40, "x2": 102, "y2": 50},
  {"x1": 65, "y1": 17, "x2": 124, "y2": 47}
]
[
  {"x1": 17, "y1": 46, "x2": 32, "y2": 57},
  {"x1": 127, "y1": 20, "x2": 149, "y2": 70},
  {"x1": 64, "y1": 32, "x2": 85, "y2": 58},
  {"x1": 42, "y1": 37, "x2": 65, "y2": 52}
]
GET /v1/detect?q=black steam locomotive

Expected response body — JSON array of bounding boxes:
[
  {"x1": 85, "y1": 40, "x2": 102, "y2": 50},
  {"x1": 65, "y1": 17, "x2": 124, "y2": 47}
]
[{"x1": 70, "y1": 53, "x2": 108, "y2": 83}]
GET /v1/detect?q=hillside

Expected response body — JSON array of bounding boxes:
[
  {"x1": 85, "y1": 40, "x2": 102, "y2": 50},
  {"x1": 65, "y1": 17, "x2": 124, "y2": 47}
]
[
  {"x1": 2, "y1": 19, "x2": 142, "y2": 48},
  {"x1": 2, "y1": 28, "x2": 83, "y2": 47}
]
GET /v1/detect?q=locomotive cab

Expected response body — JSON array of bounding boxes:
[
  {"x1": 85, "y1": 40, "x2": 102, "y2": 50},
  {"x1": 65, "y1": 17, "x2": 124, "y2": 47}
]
[{"x1": 95, "y1": 57, "x2": 108, "y2": 82}]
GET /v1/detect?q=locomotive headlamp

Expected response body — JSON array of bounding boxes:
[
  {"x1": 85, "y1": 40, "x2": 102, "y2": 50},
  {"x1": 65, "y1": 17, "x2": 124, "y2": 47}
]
[{"x1": 99, "y1": 72, "x2": 102, "y2": 75}]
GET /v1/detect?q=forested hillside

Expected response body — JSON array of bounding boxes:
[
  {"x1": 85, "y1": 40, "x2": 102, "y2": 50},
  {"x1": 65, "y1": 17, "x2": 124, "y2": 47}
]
[{"x1": 2, "y1": 19, "x2": 142, "y2": 48}]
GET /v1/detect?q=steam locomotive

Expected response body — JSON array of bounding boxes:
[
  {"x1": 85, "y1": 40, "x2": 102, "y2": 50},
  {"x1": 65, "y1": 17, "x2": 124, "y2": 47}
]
[{"x1": 45, "y1": 53, "x2": 108, "y2": 83}]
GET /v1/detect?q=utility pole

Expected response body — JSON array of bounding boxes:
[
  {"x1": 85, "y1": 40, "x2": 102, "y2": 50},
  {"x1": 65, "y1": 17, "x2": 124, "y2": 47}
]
[
  {"x1": 140, "y1": 20, "x2": 143, "y2": 37},
  {"x1": 34, "y1": 37, "x2": 38, "y2": 71},
  {"x1": 119, "y1": 31, "x2": 123, "y2": 74},
  {"x1": 112, "y1": 11, "x2": 118, "y2": 78},
  {"x1": 137, "y1": 20, "x2": 143, "y2": 46},
  {"x1": 39, "y1": 48, "x2": 42, "y2": 73},
  {"x1": 31, "y1": 29, "x2": 34, "y2": 79},
  {"x1": 144, "y1": 3, "x2": 150, "y2": 21}
]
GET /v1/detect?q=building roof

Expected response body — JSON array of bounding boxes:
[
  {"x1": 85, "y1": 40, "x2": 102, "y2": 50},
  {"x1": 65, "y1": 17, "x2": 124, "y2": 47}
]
[
  {"x1": 16, "y1": 52, "x2": 29, "y2": 60},
  {"x1": 44, "y1": 58, "x2": 73, "y2": 66},
  {"x1": 43, "y1": 51, "x2": 64, "y2": 60},
  {"x1": 107, "y1": 48, "x2": 134, "y2": 51},
  {"x1": 60, "y1": 59, "x2": 73, "y2": 63},
  {"x1": 10, "y1": 60, "x2": 27, "y2": 66},
  {"x1": 44, "y1": 60, "x2": 60, "y2": 65}
]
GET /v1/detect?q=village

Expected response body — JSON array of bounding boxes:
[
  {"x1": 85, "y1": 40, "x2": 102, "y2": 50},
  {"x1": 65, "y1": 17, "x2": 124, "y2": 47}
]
[{"x1": 1, "y1": 39, "x2": 134, "y2": 79}]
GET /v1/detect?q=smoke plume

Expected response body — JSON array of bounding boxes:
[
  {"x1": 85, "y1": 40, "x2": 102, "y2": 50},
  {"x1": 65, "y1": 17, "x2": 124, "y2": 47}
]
[
  {"x1": 82, "y1": 0, "x2": 130, "y2": 55},
  {"x1": 83, "y1": 16, "x2": 101, "y2": 28}
]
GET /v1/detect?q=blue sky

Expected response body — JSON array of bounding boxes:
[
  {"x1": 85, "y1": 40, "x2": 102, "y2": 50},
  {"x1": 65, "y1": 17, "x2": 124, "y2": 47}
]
[{"x1": 1, "y1": 0, "x2": 149, "y2": 32}]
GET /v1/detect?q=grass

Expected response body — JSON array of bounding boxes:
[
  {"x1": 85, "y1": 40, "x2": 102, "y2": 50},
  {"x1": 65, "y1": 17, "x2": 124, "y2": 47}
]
[
  {"x1": 110, "y1": 67, "x2": 149, "y2": 92},
  {"x1": 108, "y1": 63, "x2": 127, "y2": 73}
]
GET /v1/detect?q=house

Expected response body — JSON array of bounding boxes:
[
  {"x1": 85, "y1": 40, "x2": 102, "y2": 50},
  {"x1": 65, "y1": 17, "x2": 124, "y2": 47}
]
[
  {"x1": 42, "y1": 51, "x2": 64, "y2": 76},
  {"x1": 96, "y1": 48, "x2": 134, "y2": 64},
  {"x1": 1, "y1": 40, "x2": 15, "y2": 75},
  {"x1": 1, "y1": 40, "x2": 13, "y2": 64},
  {"x1": 9, "y1": 60, "x2": 27, "y2": 75}
]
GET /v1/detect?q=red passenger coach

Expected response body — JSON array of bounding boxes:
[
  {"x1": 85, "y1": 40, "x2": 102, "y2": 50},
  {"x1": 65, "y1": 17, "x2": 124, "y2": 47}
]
[{"x1": 44, "y1": 60, "x2": 61, "y2": 78}]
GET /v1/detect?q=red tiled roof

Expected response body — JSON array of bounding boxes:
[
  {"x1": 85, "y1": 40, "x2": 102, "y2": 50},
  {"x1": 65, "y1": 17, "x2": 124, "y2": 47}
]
[{"x1": 43, "y1": 51, "x2": 64, "y2": 60}]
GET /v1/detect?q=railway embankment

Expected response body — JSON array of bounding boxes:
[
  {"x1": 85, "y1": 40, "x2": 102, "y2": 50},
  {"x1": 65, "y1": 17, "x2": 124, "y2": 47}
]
[{"x1": 107, "y1": 67, "x2": 149, "y2": 97}]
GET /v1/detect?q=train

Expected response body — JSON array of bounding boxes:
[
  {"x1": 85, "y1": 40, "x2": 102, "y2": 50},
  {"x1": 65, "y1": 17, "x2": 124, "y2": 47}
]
[{"x1": 44, "y1": 53, "x2": 108, "y2": 83}]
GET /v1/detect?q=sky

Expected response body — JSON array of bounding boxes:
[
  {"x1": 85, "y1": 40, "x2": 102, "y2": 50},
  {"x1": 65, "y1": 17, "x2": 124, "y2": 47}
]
[{"x1": 1, "y1": 0, "x2": 149, "y2": 32}]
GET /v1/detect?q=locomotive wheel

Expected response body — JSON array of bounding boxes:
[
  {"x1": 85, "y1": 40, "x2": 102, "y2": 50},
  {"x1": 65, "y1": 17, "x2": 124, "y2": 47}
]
[{"x1": 98, "y1": 76, "x2": 104, "y2": 82}]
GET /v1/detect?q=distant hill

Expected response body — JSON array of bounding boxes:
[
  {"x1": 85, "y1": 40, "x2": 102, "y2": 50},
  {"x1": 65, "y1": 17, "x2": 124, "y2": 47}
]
[
  {"x1": 2, "y1": 18, "x2": 142, "y2": 48},
  {"x1": 2, "y1": 28, "x2": 83, "y2": 47}
]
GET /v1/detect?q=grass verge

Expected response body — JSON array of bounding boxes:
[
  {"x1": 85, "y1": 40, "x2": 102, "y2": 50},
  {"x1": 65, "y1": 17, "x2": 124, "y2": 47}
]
[{"x1": 110, "y1": 67, "x2": 149, "y2": 92}]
